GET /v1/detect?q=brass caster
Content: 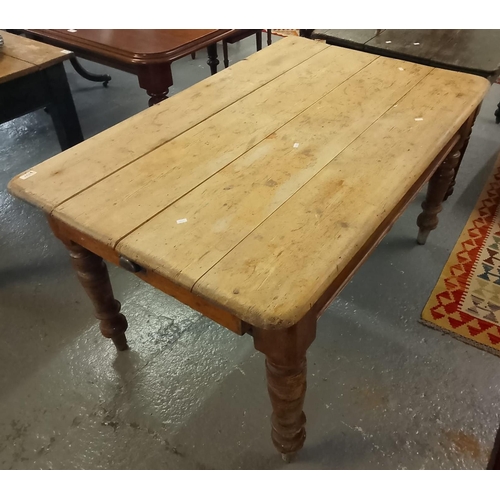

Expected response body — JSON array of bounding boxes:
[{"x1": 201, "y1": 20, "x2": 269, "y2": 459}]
[
  {"x1": 417, "y1": 229, "x2": 430, "y2": 245},
  {"x1": 281, "y1": 452, "x2": 296, "y2": 463}
]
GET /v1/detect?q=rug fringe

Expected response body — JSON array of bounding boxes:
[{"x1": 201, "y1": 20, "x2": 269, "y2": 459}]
[{"x1": 419, "y1": 319, "x2": 500, "y2": 358}]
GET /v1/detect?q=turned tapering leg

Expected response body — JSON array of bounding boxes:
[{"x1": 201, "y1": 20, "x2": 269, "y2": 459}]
[
  {"x1": 416, "y1": 148, "x2": 461, "y2": 245},
  {"x1": 251, "y1": 313, "x2": 316, "y2": 461},
  {"x1": 445, "y1": 106, "x2": 480, "y2": 200},
  {"x1": 266, "y1": 357, "x2": 307, "y2": 461},
  {"x1": 64, "y1": 241, "x2": 129, "y2": 351},
  {"x1": 207, "y1": 44, "x2": 219, "y2": 75}
]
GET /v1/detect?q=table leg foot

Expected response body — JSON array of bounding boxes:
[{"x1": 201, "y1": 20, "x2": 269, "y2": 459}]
[
  {"x1": 281, "y1": 452, "x2": 296, "y2": 463},
  {"x1": 251, "y1": 313, "x2": 316, "y2": 458},
  {"x1": 416, "y1": 228, "x2": 431, "y2": 245},
  {"x1": 495, "y1": 102, "x2": 500, "y2": 124},
  {"x1": 416, "y1": 149, "x2": 460, "y2": 244},
  {"x1": 147, "y1": 90, "x2": 169, "y2": 106},
  {"x1": 65, "y1": 241, "x2": 129, "y2": 351}
]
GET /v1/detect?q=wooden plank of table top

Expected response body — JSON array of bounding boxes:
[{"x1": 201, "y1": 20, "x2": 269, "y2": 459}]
[
  {"x1": 54, "y1": 46, "x2": 377, "y2": 246},
  {"x1": 193, "y1": 69, "x2": 489, "y2": 329},
  {"x1": 0, "y1": 53, "x2": 36, "y2": 83},
  {"x1": 117, "y1": 57, "x2": 432, "y2": 289},
  {"x1": 366, "y1": 30, "x2": 500, "y2": 77},
  {"x1": 0, "y1": 30, "x2": 70, "y2": 69},
  {"x1": 311, "y1": 29, "x2": 382, "y2": 49},
  {"x1": 8, "y1": 36, "x2": 327, "y2": 211}
]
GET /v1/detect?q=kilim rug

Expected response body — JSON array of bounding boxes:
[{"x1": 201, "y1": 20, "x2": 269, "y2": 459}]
[{"x1": 422, "y1": 153, "x2": 500, "y2": 355}]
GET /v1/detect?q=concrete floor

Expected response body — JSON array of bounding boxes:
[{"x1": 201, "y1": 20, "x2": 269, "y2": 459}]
[{"x1": 1, "y1": 35, "x2": 500, "y2": 470}]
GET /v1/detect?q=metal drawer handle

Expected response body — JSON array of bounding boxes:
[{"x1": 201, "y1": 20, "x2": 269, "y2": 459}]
[{"x1": 119, "y1": 255, "x2": 143, "y2": 273}]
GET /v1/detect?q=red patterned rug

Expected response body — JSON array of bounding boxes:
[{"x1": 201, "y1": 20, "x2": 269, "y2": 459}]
[{"x1": 422, "y1": 153, "x2": 500, "y2": 355}]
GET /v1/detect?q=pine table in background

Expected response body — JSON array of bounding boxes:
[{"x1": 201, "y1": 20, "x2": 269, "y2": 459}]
[{"x1": 0, "y1": 30, "x2": 83, "y2": 151}]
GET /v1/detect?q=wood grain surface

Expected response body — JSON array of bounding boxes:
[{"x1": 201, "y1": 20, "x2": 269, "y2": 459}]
[
  {"x1": 0, "y1": 30, "x2": 71, "y2": 83},
  {"x1": 9, "y1": 37, "x2": 489, "y2": 329}
]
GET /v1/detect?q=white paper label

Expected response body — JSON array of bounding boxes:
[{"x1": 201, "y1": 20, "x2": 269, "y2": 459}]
[{"x1": 19, "y1": 170, "x2": 37, "y2": 180}]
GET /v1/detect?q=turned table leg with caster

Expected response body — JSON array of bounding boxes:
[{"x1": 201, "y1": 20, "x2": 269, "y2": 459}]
[
  {"x1": 417, "y1": 110, "x2": 478, "y2": 244},
  {"x1": 417, "y1": 150, "x2": 461, "y2": 245},
  {"x1": 67, "y1": 241, "x2": 128, "y2": 350},
  {"x1": 207, "y1": 43, "x2": 220, "y2": 76},
  {"x1": 251, "y1": 313, "x2": 316, "y2": 462},
  {"x1": 47, "y1": 216, "x2": 129, "y2": 352},
  {"x1": 64, "y1": 241, "x2": 129, "y2": 351},
  {"x1": 444, "y1": 105, "x2": 480, "y2": 200}
]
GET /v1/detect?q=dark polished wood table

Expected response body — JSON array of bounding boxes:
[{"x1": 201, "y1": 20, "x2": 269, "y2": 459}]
[
  {"x1": 25, "y1": 29, "x2": 250, "y2": 106},
  {"x1": 310, "y1": 29, "x2": 500, "y2": 121},
  {"x1": 0, "y1": 30, "x2": 82, "y2": 150}
]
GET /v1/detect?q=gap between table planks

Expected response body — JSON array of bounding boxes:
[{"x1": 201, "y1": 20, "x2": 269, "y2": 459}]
[
  {"x1": 193, "y1": 72, "x2": 487, "y2": 328},
  {"x1": 8, "y1": 36, "x2": 328, "y2": 211},
  {"x1": 8, "y1": 38, "x2": 489, "y2": 329},
  {"x1": 54, "y1": 46, "x2": 379, "y2": 245}
]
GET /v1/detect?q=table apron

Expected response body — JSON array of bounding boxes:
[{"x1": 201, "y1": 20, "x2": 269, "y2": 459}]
[
  {"x1": 47, "y1": 216, "x2": 248, "y2": 336},
  {"x1": 46, "y1": 119, "x2": 468, "y2": 335}
]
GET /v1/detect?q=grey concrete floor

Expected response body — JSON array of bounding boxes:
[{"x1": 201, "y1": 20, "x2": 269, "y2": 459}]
[{"x1": 1, "y1": 35, "x2": 500, "y2": 470}]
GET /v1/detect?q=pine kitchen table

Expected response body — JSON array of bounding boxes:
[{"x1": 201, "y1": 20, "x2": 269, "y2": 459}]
[{"x1": 8, "y1": 36, "x2": 489, "y2": 461}]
